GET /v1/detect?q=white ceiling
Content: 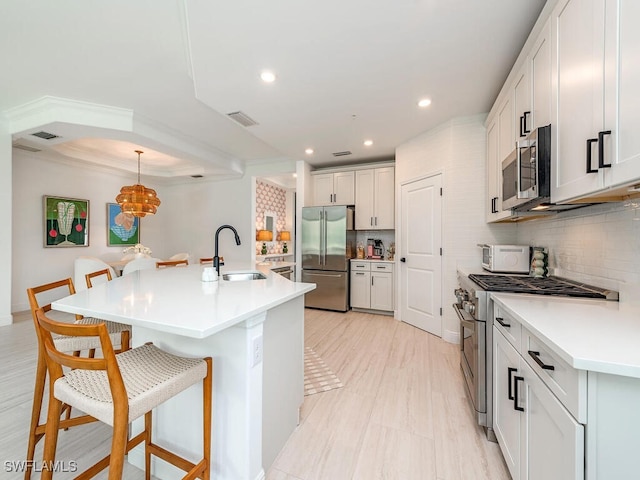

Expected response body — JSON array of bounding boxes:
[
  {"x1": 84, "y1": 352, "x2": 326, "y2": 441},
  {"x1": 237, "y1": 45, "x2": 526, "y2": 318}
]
[{"x1": 1, "y1": 0, "x2": 546, "y2": 178}]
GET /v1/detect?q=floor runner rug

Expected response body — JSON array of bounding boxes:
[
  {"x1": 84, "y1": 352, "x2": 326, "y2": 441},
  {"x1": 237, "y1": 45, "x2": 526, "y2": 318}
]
[{"x1": 304, "y1": 346, "x2": 344, "y2": 396}]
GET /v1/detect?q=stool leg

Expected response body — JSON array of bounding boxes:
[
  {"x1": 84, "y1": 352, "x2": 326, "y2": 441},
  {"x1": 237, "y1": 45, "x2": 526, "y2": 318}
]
[
  {"x1": 203, "y1": 358, "x2": 213, "y2": 480},
  {"x1": 145, "y1": 411, "x2": 152, "y2": 480},
  {"x1": 108, "y1": 413, "x2": 128, "y2": 480},
  {"x1": 41, "y1": 394, "x2": 63, "y2": 480},
  {"x1": 25, "y1": 353, "x2": 47, "y2": 480}
]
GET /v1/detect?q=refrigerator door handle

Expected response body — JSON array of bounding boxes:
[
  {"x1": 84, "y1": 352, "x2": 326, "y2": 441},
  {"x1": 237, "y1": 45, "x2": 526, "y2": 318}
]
[
  {"x1": 320, "y1": 209, "x2": 325, "y2": 266},
  {"x1": 303, "y1": 272, "x2": 343, "y2": 278}
]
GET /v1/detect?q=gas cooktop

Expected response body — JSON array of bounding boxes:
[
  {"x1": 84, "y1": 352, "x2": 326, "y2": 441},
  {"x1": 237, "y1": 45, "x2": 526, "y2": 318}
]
[{"x1": 468, "y1": 274, "x2": 619, "y2": 301}]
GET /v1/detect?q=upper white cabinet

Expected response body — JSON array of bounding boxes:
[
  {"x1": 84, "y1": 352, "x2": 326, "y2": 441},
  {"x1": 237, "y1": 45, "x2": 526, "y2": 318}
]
[
  {"x1": 485, "y1": 14, "x2": 553, "y2": 223},
  {"x1": 552, "y1": 0, "x2": 640, "y2": 203},
  {"x1": 311, "y1": 171, "x2": 355, "y2": 206},
  {"x1": 355, "y1": 167, "x2": 395, "y2": 230},
  {"x1": 530, "y1": 18, "x2": 552, "y2": 130}
]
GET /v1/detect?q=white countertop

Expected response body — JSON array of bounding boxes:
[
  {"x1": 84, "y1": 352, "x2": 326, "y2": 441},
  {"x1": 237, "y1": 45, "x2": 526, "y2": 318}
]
[
  {"x1": 53, "y1": 263, "x2": 315, "y2": 339},
  {"x1": 491, "y1": 292, "x2": 640, "y2": 378},
  {"x1": 351, "y1": 258, "x2": 394, "y2": 263}
]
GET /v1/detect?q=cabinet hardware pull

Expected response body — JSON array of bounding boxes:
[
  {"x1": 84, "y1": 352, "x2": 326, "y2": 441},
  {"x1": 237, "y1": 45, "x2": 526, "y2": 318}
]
[
  {"x1": 508, "y1": 367, "x2": 517, "y2": 400},
  {"x1": 491, "y1": 197, "x2": 498, "y2": 214},
  {"x1": 519, "y1": 115, "x2": 525, "y2": 137},
  {"x1": 598, "y1": 130, "x2": 612, "y2": 168},
  {"x1": 376, "y1": 266, "x2": 385, "y2": 269},
  {"x1": 586, "y1": 138, "x2": 599, "y2": 173},
  {"x1": 400, "y1": 257, "x2": 406, "y2": 263},
  {"x1": 528, "y1": 350, "x2": 555, "y2": 370},
  {"x1": 371, "y1": 277, "x2": 374, "y2": 286},
  {"x1": 370, "y1": 216, "x2": 373, "y2": 226},
  {"x1": 514, "y1": 375, "x2": 524, "y2": 411},
  {"x1": 374, "y1": 216, "x2": 377, "y2": 226},
  {"x1": 523, "y1": 111, "x2": 531, "y2": 135},
  {"x1": 496, "y1": 317, "x2": 510, "y2": 328}
]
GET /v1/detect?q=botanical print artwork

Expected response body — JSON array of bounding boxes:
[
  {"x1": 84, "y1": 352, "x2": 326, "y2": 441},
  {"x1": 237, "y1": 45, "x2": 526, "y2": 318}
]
[
  {"x1": 107, "y1": 203, "x2": 140, "y2": 246},
  {"x1": 44, "y1": 196, "x2": 89, "y2": 247}
]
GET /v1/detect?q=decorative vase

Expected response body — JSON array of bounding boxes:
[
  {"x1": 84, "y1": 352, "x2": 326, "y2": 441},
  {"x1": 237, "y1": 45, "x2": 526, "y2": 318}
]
[
  {"x1": 261, "y1": 243, "x2": 267, "y2": 255},
  {"x1": 283, "y1": 243, "x2": 288, "y2": 254}
]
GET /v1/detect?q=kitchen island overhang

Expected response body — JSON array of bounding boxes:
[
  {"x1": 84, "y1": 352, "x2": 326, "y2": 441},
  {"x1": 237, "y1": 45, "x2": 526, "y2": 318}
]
[{"x1": 53, "y1": 263, "x2": 315, "y2": 480}]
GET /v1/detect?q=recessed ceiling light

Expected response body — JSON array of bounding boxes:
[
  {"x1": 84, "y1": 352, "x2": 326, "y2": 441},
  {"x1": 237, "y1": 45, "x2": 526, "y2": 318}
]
[
  {"x1": 418, "y1": 98, "x2": 432, "y2": 108},
  {"x1": 305, "y1": 148, "x2": 314, "y2": 155},
  {"x1": 363, "y1": 140, "x2": 373, "y2": 147},
  {"x1": 260, "y1": 71, "x2": 276, "y2": 83}
]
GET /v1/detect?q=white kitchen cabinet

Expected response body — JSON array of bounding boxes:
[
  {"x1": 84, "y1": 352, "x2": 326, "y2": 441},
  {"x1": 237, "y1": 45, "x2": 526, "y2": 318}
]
[
  {"x1": 493, "y1": 306, "x2": 584, "y2": 480},
  {"x1": 530, "y1": 17, "x2": 552, "y2": 130},
  {"x1": 350, "y1": 261, "x2": 393, "y2": 313},
  {"x1": 513, "y1": 63, "x2": 531, "y2": 141},
  {"x1": 486, "y1": 116, "x2": 512, "y2": 222},
  {"x1": 552, "y1": 0, "x2": 640, "y2": 203},
  {"x1": 355, "y1": 167, "x2": 394, "y2": 230},
  {"x1": 493, "y1": 326, "x2": 522, "y2": 479},
  {"x1": 311, "y1": 171, "x2": 355, "y2": 206}
]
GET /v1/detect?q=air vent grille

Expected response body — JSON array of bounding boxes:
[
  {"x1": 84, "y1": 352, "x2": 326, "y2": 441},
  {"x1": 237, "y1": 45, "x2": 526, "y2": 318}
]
[
  {"x1": 227, "y1": 111, "x2": 259, "y2": 127},
  {"x1": 31, "y1": 131, "x2": 60, "y2": 140},
  {"x1": 191, "y1": 174, "x2": 204, "y2": 178},
  {"x1": 332, "y1": 151, "x2": 352, "y2": 157}
]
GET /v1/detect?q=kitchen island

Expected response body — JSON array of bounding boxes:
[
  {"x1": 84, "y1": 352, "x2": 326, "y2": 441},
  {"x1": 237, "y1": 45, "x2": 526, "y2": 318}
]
[{"x1": 52, "y1": 263, "x2": 315, "y2": 480}]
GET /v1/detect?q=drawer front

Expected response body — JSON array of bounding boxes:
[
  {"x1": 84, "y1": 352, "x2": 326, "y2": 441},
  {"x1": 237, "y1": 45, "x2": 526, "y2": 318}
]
[
  {"x1": 523, "y1": 329, "x2": 587, "y2": 423},
  {"x1": 493, "y1": 304, "x2": 521, "y2": 351},
  {"x1": 351, "y1": 261, "x2": 370, "y2": 271},
  {"x1": 371, "y1": 262, "x2": 393, "y2": 273}
]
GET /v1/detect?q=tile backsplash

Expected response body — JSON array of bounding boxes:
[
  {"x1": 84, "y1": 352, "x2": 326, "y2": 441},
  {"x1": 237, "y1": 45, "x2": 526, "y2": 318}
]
[{"x1": 516, "y1": 200, "x2": 640, "y2": 302}]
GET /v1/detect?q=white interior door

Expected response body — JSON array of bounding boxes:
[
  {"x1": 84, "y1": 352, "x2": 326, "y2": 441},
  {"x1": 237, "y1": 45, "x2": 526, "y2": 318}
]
[{"x1": 400, "y1": 174, "x2": 442, "y2": 336}]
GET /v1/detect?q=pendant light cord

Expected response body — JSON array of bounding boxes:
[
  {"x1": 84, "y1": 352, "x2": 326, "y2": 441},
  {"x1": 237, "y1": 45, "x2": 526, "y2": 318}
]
[{"x1": 135, "y1": 149, "x2": 143, "y2": 184}]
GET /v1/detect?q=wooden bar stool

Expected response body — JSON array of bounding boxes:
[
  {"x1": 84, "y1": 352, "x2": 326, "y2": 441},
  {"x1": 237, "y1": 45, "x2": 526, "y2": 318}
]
[
  {"x1": 156, "y1": 259, "x2": 189, "y2": 268},
  {"x1": 24, "y1": 279, "x2": 131, "y2": 480},
  {"x1": 199, "y1": 257, "x2": 214, "y2": 265},
  {"x1": 85, "y1": 268, "x2": 113, "y2": 288},
  {"x1": 36, "y1": 307, "x2": 212, "y2": 480}
]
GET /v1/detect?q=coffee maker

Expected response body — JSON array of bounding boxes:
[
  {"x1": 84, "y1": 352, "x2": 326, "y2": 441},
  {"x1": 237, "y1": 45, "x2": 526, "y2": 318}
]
[{"x1": 372, "y1": 239, "x2": 384, "y2": 259}]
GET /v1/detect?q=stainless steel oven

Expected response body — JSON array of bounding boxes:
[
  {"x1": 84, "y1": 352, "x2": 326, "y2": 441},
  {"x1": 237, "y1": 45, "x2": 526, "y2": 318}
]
[{"x1": 453, "y1": 273, "x2": 494, "y2": 441}]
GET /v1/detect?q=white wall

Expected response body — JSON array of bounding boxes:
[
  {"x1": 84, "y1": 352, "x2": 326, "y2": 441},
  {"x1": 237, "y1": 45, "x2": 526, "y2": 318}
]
[
  {"x1": 0, "y1": 118, "x2": 12, "y2": 325},
  {"x1": 516, "y1": 202, "x2": 640, "y2": 304},
  {"x1": 11, "y1": 149, "x2": 296, "y2": 313},
  {"x1": 395, "y1": 115, "x2": 517, "y2": 342}
]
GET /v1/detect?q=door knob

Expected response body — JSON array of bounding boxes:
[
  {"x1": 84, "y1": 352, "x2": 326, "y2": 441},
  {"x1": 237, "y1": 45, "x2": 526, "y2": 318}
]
[{"x1": 400, "y1": 257, "x2": 406, "y2": 263}]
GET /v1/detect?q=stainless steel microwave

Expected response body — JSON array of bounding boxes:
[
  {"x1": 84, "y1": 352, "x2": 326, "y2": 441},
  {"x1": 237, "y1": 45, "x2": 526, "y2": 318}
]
[{"x1": 502, "y1": 125, "x2": 551, "y2": 210}]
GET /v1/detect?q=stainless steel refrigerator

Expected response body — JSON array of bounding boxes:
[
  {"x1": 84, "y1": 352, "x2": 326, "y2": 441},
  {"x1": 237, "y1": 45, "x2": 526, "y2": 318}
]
[{"x1": 301, "y1": 206, "x2": 355, "y2": 312}]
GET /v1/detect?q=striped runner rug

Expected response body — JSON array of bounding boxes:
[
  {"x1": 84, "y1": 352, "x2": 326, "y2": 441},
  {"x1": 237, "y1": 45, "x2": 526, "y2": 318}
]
[{"x1": 304, "y1": 346, "x2": 344, "y2": 396}]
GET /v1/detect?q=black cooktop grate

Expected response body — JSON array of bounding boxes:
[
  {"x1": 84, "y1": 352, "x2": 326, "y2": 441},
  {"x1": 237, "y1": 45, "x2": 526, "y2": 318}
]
[{"x1": 468, "y1": 274, "x2": 617, "y2": 300}]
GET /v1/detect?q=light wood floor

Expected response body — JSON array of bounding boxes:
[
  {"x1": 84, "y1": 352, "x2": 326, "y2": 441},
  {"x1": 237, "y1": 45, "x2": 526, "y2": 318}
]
[
  {"x1": 266, "y1": 309, "x2": 510, "y2": 480},
  {"x1": 0, "y1": 309, "x2": 509, "y2": 480}
]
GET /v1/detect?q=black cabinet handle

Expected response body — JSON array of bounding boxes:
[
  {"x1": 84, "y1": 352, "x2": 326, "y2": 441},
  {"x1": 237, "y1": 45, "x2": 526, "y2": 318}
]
[
  {"x1": 491, "y1": 197, "x2": 498, "y2": 214},
  {"x1": 528, "y1": 350, "x2": 555, "y2": 370},
  {"x1": 586, "y1": 138, "x2": 598, "y2": 173},
  {"x1": 523, "y1": 111, "x2": 531, "y2": 135},
  {"x1": 598, "y1": 130, "x2": 612, "y2": 168},
  {"x1": 400, "y1": 257, "x2": 406, "y2": 263},
  {"x1": 495, "y1": 317, "x2": 511, "y2": 328},
  {"x1": 508, "y1": 367, "x2": 517, "y2": 400},
  {"x1": 519, "y1": 115, "x2": 525, "y2": 137},
  {"x1": 514, "y1": 375, "x2": 524, "y2": 412}
]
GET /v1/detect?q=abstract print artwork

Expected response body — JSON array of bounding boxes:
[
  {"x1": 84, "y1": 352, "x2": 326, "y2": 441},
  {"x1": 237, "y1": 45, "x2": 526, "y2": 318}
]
[
  {"x1": 44, "y1": 195, "x2": 89, "y2": 247},
  {"x1": 107, "y1": 203, "x2": 140, "y2": 246}
]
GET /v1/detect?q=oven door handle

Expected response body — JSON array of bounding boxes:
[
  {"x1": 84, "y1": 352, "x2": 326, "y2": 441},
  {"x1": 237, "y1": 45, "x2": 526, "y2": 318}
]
[{"x1": 452, "y1": 303, "x2": 475, "y2": 327}]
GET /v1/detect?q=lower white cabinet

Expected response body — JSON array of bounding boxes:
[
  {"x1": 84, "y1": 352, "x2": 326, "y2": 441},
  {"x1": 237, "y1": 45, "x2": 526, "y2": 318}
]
[
  {"x1": 350, "y1": 261, "x2": 393, "y2": 313},
  {"x1": 493, "y1": 306, "x2": 584, "y2": 480}
]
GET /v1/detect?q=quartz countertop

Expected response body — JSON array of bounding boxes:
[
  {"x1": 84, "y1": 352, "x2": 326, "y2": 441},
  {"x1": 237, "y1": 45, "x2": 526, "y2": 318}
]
[
  {"x1": 491, "y1": 292, "x2": 640, "y2": 378},
  {"x1": 53, "y1": 262, "x2": 314, "y2": 339},
  {"x1": 351, "y1": 258, "x2": 394, "y2": 263}
]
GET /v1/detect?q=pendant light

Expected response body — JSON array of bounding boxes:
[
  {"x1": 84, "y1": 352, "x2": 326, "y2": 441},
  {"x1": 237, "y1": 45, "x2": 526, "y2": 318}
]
[{"x1": 115, "y1": 150, "x2": 161, "y2": 217}]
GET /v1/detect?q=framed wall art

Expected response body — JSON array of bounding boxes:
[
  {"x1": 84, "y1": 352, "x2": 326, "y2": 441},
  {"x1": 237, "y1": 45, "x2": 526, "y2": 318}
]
[
  {"x1": 107, "y1": 203, "x2": 140, "y2": 246},
  {"x1": 44, "y1": 195, "x2": 89, "y2": 247}
]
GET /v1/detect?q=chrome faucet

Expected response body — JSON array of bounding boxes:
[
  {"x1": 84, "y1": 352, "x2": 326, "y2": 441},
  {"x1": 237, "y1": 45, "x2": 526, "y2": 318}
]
[{"x1": 213, "y1": 225, "x2": 241, "y2": 276}]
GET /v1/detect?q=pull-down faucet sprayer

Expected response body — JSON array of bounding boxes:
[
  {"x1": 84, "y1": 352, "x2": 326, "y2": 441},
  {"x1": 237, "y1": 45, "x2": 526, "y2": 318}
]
[{"x1": 213, "y1": 225, "x2": 241, "y2": 276}]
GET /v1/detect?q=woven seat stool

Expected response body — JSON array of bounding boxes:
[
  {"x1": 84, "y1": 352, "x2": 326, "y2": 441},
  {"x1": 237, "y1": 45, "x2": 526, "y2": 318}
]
[
  {"x1": 36, "y1": 307, "x2": 212, "y2": 480},
  {"x1": 24, "y1": 278, "x2": 131, "y2": 480}
]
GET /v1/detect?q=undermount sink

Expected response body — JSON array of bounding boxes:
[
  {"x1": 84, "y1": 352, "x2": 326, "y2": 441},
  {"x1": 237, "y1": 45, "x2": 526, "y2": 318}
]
[{"x1": 222, "y1": 272, "x2": 267, "y2": 281}]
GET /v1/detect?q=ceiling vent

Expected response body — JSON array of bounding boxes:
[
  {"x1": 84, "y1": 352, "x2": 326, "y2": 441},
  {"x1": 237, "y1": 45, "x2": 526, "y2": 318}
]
[
  {"x1": 31, "y1": 131, "x2": 60, "y2": 140},
  {"x1": 332, "y1": 151, "x2": 352, "y2": 157},
  {"x1": 227, "y1": 111, "x2": 259, "y2": 127},
  {"x1": 191, "y1": 174, "x2": 204, "y2": 178},
  {"x1": 12, "y1": 142, "x2": 42, "y2": 152}
]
